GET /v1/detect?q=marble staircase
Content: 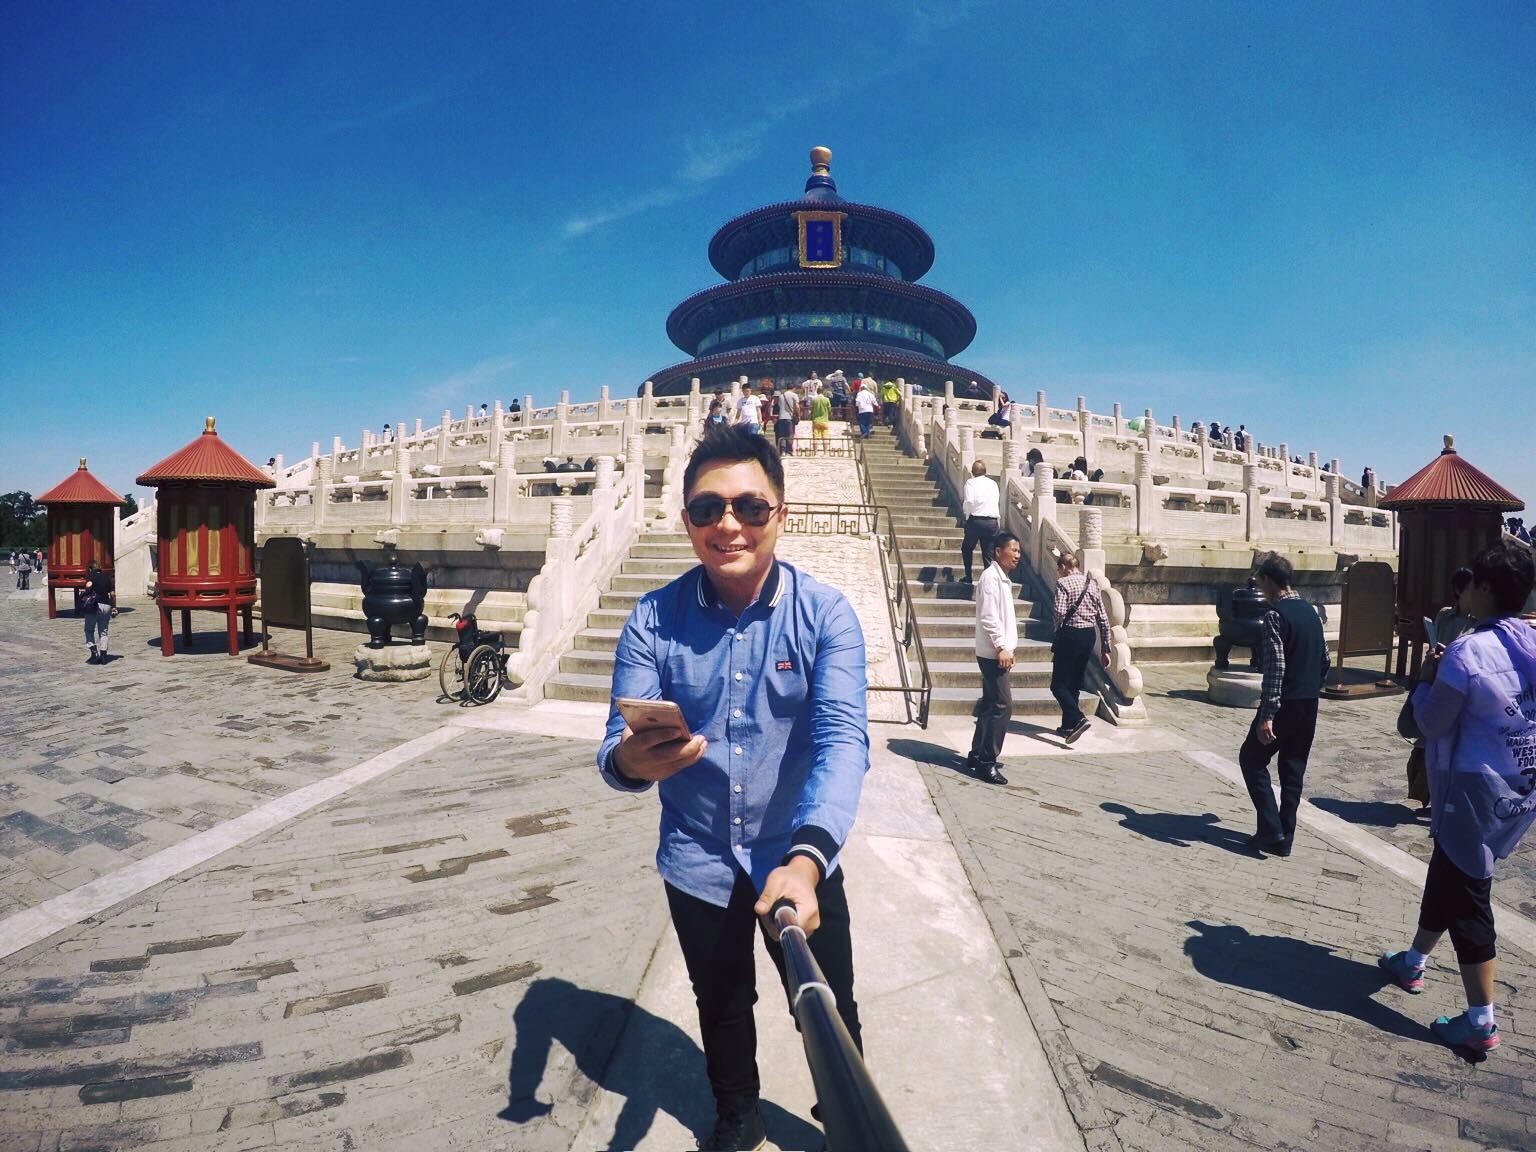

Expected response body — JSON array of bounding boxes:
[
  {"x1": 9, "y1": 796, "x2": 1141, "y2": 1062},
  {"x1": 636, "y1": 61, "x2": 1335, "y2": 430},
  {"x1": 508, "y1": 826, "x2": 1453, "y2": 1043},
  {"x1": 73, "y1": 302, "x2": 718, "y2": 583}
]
[
  {"x1": 862, "y1": 429, "x2": 1098, "y2": 720},
  {"x1": 542, "y1": 529, "x2": 695, "y2": 703}
]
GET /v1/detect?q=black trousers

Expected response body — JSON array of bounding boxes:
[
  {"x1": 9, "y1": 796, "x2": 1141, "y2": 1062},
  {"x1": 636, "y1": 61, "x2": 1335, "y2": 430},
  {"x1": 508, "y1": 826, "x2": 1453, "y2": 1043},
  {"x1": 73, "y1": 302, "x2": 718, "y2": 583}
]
[
  {"x1": 1238, "y1": 697, "x2": 1319, "y2": 846},
  {"x1": 666, "y1": 868, "x2": 862, "y2": 1117},
  {"x1": 1418, "y1": 841, "x2": 1497, "y2": 965},
  {"x1": 970, "y1": 656, "x2": 1013, "y2": 765},
  {"x1": 1050, "y1": 626, "x2": 1096, "y2": 729},
  {"x1": 961, "y1": 516, "x2": 998, "y2": 578}
]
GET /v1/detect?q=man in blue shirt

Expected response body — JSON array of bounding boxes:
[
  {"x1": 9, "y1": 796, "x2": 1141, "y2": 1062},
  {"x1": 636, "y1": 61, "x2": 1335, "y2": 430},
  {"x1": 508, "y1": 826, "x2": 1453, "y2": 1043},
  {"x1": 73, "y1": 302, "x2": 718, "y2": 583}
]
[{"x1": 599, "y1": 425, "x2": 870, "y2": 1151}]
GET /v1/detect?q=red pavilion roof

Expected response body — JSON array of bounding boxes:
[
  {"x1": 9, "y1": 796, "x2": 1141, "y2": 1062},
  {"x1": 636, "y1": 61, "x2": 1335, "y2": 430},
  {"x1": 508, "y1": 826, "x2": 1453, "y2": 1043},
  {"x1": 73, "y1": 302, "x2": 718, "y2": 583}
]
[
  {"x1": 37, "y1": 459, "x2": 124, "y2": 506},
  {"x1": 136, "y1": 417, "x2": 275, "y2": 489},
  {"x1": 1380, "y1": 436, "x2": 1523, "y2": 511}
]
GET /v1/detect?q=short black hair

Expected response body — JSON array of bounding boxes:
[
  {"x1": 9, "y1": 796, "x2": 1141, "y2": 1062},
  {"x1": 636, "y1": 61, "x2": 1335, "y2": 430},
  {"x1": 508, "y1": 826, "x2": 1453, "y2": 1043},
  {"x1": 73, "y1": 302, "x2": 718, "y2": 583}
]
[
  {"x1": 1255, "y1": 552, "x2": 1293, "y2": 588},
  {"x1": 684, "y1": 425, "x2": 785, "y2": 500},
  {"x1": 1449, "y1": 566, "x2": 1474, "y2": 597},
  {"x1": 1471, "y1": 540, "x2": 1535, "y2": 615},
  {"x1": 991, "y1": 531, "x2": 1019, "y2": 556}
]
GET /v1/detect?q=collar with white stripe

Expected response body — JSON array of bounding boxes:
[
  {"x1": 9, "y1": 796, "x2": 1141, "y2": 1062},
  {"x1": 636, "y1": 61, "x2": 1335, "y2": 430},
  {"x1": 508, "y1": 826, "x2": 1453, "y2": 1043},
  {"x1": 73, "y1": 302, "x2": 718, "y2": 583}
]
[{"x1": 697, "y1": 560, "x2": 786, "y2": 612}]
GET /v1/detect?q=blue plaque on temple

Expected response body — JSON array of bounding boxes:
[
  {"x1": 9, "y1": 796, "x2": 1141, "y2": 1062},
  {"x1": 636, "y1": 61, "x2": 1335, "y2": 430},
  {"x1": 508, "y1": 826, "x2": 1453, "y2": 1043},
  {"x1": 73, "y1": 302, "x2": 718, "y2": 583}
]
[{"x1": 796, "y1": 210, "x2": 845, "y2": 268}]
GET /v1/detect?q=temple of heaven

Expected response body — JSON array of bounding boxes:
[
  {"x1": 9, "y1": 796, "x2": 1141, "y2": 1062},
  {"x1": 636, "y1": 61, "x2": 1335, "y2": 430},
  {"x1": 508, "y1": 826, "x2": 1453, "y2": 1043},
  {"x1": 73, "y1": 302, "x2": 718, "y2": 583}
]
[{"x1": 644, "y1": 146, "x2": 997, "y2": 397}]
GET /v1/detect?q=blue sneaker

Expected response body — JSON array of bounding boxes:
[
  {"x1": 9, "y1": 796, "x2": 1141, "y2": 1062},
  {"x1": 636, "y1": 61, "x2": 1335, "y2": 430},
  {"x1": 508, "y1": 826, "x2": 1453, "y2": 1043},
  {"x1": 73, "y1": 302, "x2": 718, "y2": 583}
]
[
  {"x1": 1431, "y1": 1012, "x2": 1499, "y2": 1055},
  {"x1": 1378, "y1": 951, "x2": 1425, "y2": 993}
]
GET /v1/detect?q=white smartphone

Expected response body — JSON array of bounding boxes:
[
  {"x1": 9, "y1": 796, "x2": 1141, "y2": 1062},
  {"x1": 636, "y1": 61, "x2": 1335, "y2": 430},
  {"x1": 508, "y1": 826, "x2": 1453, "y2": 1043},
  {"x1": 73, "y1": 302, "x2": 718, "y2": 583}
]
[{"x1": 616, "y1": 698, "x2": 693, "y2": 742}]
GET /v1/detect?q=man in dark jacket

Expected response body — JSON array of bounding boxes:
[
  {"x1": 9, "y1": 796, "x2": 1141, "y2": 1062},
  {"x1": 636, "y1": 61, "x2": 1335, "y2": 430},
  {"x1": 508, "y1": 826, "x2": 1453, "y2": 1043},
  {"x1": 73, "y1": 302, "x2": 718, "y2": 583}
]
[{"x1": 1239, "y1": 553, "x2": 1329, "y2": 857}]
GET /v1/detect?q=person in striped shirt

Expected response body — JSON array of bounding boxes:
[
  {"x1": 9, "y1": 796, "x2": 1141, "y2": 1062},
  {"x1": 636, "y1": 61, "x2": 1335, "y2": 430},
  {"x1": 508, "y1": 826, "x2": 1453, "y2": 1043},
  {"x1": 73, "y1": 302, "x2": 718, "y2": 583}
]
[{"x1": 1051, "y1": 553, "x2": 1110, "y2": 743}]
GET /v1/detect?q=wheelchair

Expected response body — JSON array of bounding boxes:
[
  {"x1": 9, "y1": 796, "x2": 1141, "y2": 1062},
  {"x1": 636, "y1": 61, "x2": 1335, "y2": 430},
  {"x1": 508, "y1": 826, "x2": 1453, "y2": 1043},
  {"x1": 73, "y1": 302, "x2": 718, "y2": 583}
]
[{"x1": 438, "y1": 611, "x2": 509, "y2": 705}]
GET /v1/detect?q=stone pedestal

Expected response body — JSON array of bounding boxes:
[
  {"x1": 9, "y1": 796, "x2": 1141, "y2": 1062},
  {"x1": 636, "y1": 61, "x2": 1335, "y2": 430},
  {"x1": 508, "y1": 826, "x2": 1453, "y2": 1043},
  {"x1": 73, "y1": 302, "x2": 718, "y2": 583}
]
[
  {"x1": 353, "y1": 641, "x2": 432, "y2": 682},
  {"x1": 1206, "y1": 666, "x2": 1263, "y2": 708}
]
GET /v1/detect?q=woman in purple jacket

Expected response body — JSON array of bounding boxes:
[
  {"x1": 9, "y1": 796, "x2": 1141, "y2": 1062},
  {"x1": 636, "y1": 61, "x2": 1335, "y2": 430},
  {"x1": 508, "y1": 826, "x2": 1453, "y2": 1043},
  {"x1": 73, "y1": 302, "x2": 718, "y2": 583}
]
[{"x1": 1379, "y1": 540, "x2": 1536, "y2": 1056}]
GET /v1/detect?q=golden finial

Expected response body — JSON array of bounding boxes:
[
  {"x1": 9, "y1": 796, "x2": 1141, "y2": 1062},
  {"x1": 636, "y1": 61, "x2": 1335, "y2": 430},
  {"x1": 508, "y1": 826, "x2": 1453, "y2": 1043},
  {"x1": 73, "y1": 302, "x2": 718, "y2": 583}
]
[
  {"x1": 204, "y1": 416, "x2": 217, "y2": 434},
  {"x1": 1443, "y1": 434, "x2": 1454, "y2": 453},
  {"x1": 78, "y1": 457, "x2": 87, "y2": 470},
  {"x1": 809, "y1": 146, "x2": 832, "y2": 176}
]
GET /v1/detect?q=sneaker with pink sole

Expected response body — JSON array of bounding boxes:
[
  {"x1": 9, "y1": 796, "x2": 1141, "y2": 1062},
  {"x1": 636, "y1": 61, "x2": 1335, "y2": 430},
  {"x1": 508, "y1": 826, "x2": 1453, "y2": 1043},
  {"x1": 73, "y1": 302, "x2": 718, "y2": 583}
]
[
  {"x1": 1377, "y1": 951, "x2": 1425, "y2": 994},
  {"x1": 1431, "y1": 1012, "x2": 1500, "y2": 1055}
]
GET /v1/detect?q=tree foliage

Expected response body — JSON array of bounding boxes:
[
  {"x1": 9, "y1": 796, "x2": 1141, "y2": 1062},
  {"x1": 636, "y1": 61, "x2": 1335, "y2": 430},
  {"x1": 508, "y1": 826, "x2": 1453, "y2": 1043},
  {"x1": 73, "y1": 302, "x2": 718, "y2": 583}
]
[{"x1": 0, "y1": 491, "x2": 47, "y2": 549}]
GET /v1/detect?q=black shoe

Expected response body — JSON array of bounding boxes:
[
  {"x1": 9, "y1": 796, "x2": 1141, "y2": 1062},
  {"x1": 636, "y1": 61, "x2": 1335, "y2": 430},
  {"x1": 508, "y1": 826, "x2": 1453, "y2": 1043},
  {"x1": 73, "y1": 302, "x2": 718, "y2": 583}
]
[
  {"x1": 1065, "y1": 719, "x2": 1091, "y2": 744},
  {"x1": 977, "y1": 763, "x2": 1008, "y2": 786},
  {"x1": 960, "y1": 573, "x2": 973, "y2": 583},
  {"x1": 699, "y1": 1106, "x2": 766, "y2": 1151},
  {"x1": 86, "y1": 650, "x2": 99, "y2": 665},
  {"x1": 1246, "y1": 834, "x2": 1291, "y2": 857}
]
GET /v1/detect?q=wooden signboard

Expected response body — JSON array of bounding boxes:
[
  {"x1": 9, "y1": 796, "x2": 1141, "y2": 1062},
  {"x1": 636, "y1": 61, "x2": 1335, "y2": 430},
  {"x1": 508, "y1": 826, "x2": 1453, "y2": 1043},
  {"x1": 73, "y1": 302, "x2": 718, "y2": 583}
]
[
  {"x1": 1323, "y1": 560, "x2": 1400, "y2": 699},
  {"x1": 248, "y1": 537, "x2": 329, "y2": 673}
]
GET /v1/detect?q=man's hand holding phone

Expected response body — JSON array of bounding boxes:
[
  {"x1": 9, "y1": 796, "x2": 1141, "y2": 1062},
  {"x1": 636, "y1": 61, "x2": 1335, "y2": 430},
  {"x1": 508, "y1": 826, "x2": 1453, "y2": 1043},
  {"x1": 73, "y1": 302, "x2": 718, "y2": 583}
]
[{"x1": 613, "y1": 699, "x2": 707, "y2": 783}]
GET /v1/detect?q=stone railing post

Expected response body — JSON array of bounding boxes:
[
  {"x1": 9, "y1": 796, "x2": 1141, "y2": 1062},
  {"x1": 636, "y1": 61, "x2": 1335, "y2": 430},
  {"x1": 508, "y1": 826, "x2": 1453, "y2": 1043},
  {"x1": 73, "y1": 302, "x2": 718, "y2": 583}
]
[
  {"x1": 1035, "y1": 389, "x2": 1047, "y2": 430},
  {"x1": 1143, "y1": 409, "x2": 1156, "y2": 452},
  {"x1": 1033, "y1": 465, "x2": 1056, "y2": 571},
  {"x1": 520, "y1": 394, "x2": 534, "y2": 428},
  {"x1": 622, "y1": 398, "x2": 640, "y2": 444},
  {"x1": 1078, "y1": 506, "x2": 1105, "y2": 571},
  {"x1": 1003, "y1": 439, "x2": 1019, "y2": 479},
  {"x1": 1134, "y1": 447, "x2": 1158, "y2": 536},
  {"x1": 438, "y1": 410, "x2": 453, "y2": 463},
  {"x1": 641, "y1": 380, "x2": 655, "y2": 420},
  {"x1": 1244, "y1": 462, "x2": 1263, "y2": 542},
  {"x1": 729, "y1": 378, "x2": 742, "y2": 407},
  {"x1": 1363, "y1": 468, "x2": 1378, "y2": 508},
  {"x1": 489, "y1": 401, "x2": 505, "y2": 458},
  {"x1": 494, "y1": 442, "x2": 519, "y2": 521},
  {"x1": 594, "y1": 453, "x2": 616, "y2": 494},
  {"x1": 627, "y1": 434, "x2": 647, "y2": 526},
  {"x1": 1112, "y1": 402, "x2": 1123, "y2": 437},
  {"x1": 413, "y1": 419, "x2": 423, "y2": 439},
  {"x1": 1196, "y1": 424, "x2": 1210, "y2": 476},
  {"x1": 598, "y1": 385, "x2": 611, "y2": 421},
  {"x1": 1076, "y1": 396, "x2": 1091, "y2": 467},
  {"x1": 959, "y1": 426, "x2": 975, "y2": 474},
  {"x1": 944, "y1": 379, "x2": 955, "y2": 407},
  {"x1": 313, "y1": 456, "x2": 331, "y2": 528},
  {"x1": 390, "y1": 446, "x2": 412, "y2": 523},
  {"x1": 1324, "y1": 472, "x2": 1342, "y2": 546},
  {"x1": 311, "y1": 441, "x2": 321, "y2": 463},
  {"x1": 272, "y1": 453, "x2": 284, "y2": 477},
  {"x1": 689, "y1": 377, "x2": 701, "y2": 406}
]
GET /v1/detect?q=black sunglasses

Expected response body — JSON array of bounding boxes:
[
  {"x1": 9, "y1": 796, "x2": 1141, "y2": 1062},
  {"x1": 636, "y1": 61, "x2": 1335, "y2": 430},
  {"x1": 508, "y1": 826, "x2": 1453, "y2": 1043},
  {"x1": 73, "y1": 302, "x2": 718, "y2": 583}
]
[{"x1": 684, "y1": 495, "x2": 783, "y2": 528}]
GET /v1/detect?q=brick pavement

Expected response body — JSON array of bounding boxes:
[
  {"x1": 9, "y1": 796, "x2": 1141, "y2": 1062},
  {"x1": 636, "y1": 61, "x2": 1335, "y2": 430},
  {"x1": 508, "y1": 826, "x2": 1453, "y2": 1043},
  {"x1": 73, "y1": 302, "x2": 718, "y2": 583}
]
[
  {"x1": 0, "y1": 590, "x2": 459, "y2": 918},
  {"x1": 918, "y1": 665, "x2": 1536, "y2": 1152},
  {"x1": 0, "y1": 725, "x2": 661, "y2": 1151}
]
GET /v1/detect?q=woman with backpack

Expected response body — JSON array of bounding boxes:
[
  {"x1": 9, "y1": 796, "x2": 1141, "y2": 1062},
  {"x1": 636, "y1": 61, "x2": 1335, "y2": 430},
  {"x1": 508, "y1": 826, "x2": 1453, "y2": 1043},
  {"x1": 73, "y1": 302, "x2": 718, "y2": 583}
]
[
  {"x1": 80, "y1": 561, "x2": 118, "y2": 664},
  {"x1": 1379, "y1": 540, "x2": 1536, "y2": 1057}
]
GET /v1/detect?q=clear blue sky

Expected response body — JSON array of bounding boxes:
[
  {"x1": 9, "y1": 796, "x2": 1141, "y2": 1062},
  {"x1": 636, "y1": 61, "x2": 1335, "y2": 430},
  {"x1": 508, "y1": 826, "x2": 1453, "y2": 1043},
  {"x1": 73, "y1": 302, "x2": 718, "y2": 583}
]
[{"x1": 3, "y1": 2, "x2": 1532, "y2": 511}]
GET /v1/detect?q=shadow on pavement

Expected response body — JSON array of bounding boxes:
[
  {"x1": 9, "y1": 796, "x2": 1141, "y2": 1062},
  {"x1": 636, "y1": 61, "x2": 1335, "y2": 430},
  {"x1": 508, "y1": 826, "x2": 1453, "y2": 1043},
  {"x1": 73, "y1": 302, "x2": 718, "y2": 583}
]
[
  {"x1": 1100, "y1": 804, "x2": 1258, "y2": 854},
  {"x1": 501, "y1": 976, "x2": 821, "y2": 1151},
  {"x1": 1182, "y1": 921, "x2": 1429, "y2": 1044},
  {"x1": 1310, "y1": 796, "x2": 1423, "y2": 828},
  {"x1": 887, "y1": 738, "x2": 968, "y2": 775}
]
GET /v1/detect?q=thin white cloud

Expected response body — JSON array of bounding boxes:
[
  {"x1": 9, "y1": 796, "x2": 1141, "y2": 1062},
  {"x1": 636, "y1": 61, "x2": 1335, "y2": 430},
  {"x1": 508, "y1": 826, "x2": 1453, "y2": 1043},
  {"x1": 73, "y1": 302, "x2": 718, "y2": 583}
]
[
  {"x1": 561, "y1": 60, "x2": 915, "y2": 239},
  {"x1": 418, "y1": 353, "x2": 522, "y2": 407}
]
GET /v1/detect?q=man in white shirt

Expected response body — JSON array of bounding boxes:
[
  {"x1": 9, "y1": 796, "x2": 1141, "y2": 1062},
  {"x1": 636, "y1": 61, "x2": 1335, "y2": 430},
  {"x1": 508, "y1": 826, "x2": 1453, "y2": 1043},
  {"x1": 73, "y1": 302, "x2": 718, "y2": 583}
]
[
  {"x1": 734, "y1": 383, "x2": 762, "y2": 435},
  {"x1": 853, "y1": 384, "x2": 879, "y2": 440},
  {"x1": 960, "y1": 459, "x2": 1001, "y2": 582},
  {"x1": 967, "y1": 532, "x2": 1021, "y2": 785}
]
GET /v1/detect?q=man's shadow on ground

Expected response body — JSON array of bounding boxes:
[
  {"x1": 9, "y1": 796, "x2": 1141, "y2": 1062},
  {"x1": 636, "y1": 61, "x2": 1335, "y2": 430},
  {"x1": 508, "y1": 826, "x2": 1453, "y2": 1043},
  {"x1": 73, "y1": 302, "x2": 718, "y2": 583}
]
[
  {"x1": 1100, "y1": 803, "x2": 1257, "y2": 854},
  {"x1": 1309, "y1": 796, "x2": 1423, "y2": 828},
  {"x1": 500, "y1": 976, "x2": 822, "y2": 1151},
  {"x1": 1183, "y1": 921, "x2": 1430, "y2": 1045}
]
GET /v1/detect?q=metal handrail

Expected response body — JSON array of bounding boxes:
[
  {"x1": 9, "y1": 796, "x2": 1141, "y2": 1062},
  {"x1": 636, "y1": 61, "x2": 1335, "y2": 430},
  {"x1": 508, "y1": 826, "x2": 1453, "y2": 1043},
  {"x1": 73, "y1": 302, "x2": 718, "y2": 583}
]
[
  {"x1": 853, "y1": 439, "x2": 932, "y2": 727},
  {"x1": 779, "y1": 500, "x2": 931, "y2": 726},
  {"x1": 770, "y1": 899, "x2": 910, "y2": 1152}
]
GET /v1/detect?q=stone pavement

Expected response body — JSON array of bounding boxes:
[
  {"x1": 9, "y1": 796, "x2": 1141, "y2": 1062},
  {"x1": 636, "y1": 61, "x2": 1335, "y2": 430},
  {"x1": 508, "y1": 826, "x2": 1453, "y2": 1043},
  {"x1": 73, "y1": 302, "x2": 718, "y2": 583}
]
[
  {"x1": 6, "y1": 576, "x2": 1536, "y2": 1150},
  {"x1": 913, "y1": 667, "x2": 1536, "y2": 1151}
]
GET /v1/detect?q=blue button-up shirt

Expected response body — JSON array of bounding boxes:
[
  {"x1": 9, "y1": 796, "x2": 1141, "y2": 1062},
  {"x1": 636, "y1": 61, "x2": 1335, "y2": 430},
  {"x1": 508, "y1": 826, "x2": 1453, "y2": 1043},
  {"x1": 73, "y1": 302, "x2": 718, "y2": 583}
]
[{"x1": 598, "y1": 560, "x2": 869, "y2": 907}]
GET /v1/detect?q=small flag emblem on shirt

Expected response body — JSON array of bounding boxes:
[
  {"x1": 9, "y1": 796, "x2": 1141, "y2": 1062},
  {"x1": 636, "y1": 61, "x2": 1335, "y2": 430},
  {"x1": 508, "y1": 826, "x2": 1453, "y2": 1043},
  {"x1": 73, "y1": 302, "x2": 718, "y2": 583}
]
[{"x1": 776, "y1": 660, "x2": 794, "y2": 671}]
